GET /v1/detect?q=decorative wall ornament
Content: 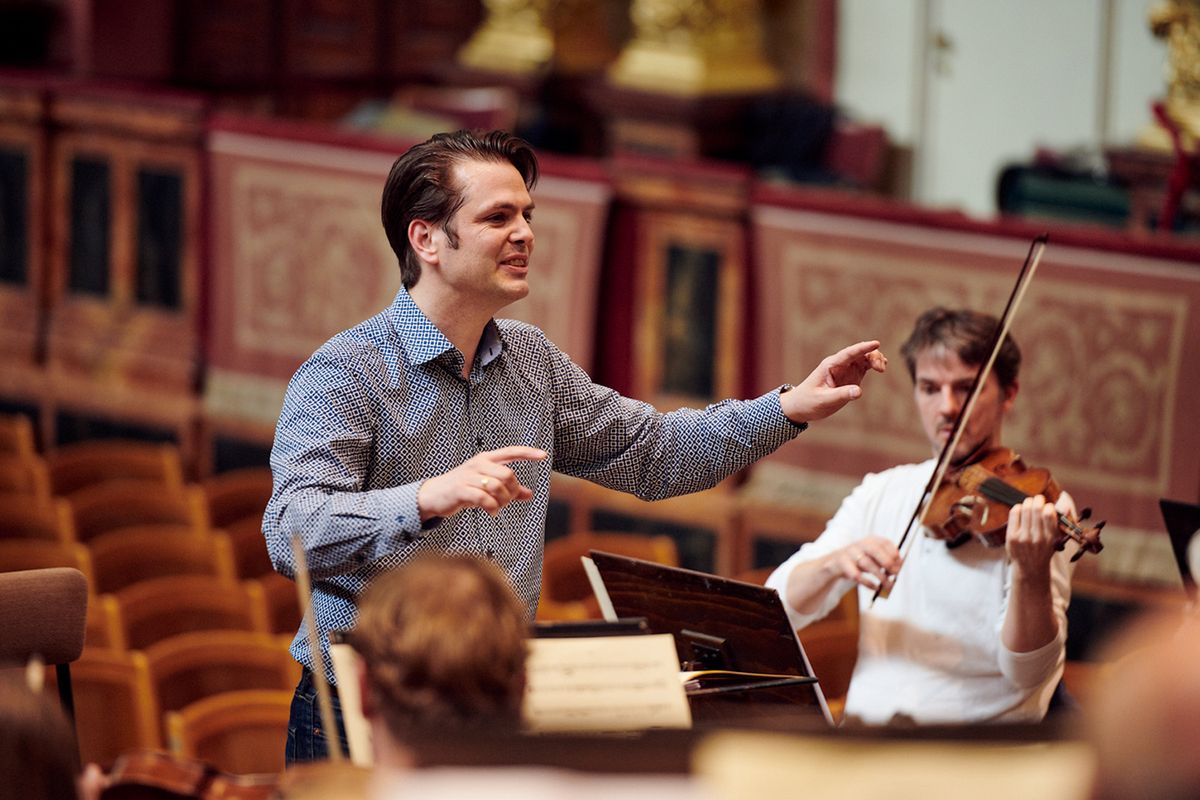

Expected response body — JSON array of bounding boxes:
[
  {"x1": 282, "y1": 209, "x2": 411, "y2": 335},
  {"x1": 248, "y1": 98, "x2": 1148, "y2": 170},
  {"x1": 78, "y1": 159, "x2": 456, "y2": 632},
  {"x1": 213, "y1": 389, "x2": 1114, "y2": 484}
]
[{"x1": 608, "y1": 0, "x2": 780, "y2": 95}]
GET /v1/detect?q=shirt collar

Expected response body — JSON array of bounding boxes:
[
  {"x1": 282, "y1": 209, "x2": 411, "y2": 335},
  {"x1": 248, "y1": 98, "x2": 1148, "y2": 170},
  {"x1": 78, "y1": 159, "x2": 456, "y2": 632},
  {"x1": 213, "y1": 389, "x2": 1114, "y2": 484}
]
[{"x1": 390, "y1": 286, "x2": 504, "y2": 369}]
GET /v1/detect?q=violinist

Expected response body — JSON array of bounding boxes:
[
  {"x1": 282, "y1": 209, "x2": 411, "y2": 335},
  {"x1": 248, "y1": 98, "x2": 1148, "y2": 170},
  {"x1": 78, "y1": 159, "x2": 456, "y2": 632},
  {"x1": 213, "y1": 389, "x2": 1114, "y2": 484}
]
[{"x1": 767, "y1": 307, "x2": 1076, "y2": 725}]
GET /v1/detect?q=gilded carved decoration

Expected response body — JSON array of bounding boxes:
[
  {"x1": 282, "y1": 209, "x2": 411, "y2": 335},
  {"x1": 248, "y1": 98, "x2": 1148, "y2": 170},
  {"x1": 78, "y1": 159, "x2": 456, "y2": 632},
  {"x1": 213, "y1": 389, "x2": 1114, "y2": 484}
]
[
  {"x1": 458, "y1": 0, "x2": 556, "y2": 74},
  {"x1": 609, "y1": 0, "x2": 779, "y2": 94},
  {"x1": 1146, "y1": 0, "x2": 1200, "y2": 147}
]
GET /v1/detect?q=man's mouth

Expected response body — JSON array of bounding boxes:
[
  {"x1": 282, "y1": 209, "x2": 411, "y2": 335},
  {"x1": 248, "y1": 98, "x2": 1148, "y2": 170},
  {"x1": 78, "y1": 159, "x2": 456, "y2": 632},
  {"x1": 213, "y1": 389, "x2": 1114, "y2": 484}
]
[{"x1": 500, "y1": 255, "x2": 528, "y2": 272}]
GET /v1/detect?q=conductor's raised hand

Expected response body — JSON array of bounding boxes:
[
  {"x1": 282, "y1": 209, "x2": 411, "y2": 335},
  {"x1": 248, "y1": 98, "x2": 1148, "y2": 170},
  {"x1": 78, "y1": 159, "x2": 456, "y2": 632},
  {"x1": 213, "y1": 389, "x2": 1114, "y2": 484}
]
[
  {"x1": 417, "y1": 446, "x2": 548, "y2": 521},
  {"x1": 780, "y1": 340, "x2": 887, "y2": 424}
]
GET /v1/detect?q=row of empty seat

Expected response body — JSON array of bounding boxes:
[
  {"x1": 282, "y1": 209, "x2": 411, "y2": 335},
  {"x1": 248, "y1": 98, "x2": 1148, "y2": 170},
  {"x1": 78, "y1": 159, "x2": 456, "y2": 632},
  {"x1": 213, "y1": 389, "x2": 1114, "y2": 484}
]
[
  {"x1": 51, "y1": 631, "x2": 298, "y2": 771},
  {"x1": 0, "y1": 417, "x2": 301, "y2": 773}
]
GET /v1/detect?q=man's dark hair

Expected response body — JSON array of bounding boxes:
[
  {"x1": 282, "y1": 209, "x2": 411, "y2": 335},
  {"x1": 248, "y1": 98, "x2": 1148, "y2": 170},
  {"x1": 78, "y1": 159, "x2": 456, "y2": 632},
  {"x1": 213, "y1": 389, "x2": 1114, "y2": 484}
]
[
  {"x1": 380, "y1": 129, "x2": 539, "y2": 289},
  {"x1": 900, "y1": 307, "x2": 1021, "y2": 390}
]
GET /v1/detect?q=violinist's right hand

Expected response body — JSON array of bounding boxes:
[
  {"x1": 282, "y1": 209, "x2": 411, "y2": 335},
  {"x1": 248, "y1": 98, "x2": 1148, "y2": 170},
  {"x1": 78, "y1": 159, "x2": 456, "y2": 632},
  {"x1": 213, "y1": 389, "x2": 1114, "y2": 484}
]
[{"x1": 836, "y1": 536, "x2": 902, "y2": 593}]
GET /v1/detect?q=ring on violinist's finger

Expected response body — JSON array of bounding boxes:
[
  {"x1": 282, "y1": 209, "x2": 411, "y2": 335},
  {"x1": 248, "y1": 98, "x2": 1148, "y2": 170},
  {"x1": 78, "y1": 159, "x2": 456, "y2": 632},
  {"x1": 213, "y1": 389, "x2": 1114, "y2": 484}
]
[{"x1": 480, "y1": 477, "x2": 490, "y2": 489}]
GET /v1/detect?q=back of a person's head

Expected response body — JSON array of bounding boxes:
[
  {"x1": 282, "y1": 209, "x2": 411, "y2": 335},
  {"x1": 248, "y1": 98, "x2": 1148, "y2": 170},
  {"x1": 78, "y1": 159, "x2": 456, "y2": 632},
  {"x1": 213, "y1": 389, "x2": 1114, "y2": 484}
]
[
  {"x1": 0, "y1": 674, "x2": 80, "y2": 800},
  {"x1": 353, "y1": 554, "x2": 528, "y2": 743},
  {"x1": 1083, "y1": 612, "x2": 1200, "y2": 800}
]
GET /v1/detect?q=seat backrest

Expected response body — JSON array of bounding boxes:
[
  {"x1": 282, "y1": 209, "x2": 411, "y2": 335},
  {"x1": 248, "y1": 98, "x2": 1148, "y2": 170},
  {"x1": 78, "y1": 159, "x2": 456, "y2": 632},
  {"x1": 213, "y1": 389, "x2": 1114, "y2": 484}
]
[
  {"x1": 0, "y1": 497, "x2": 75, "y2": 543},
  {"x1": 249, "y1": 573, "x2": 302, "y2": 636},
  {"x1": 115, "y1": 574, "x2": 270, "y2": 651},
  {"x1": 0, "y1": 540, "x2": 94, "y2": 593},
  {"x1": 51, "y1": 648, "x2": 161, "y2": 768},
  {"x1": 85, "y1": 593, "x2": 126, "y2": 651},
  {"x1": 195, "y1": 467, "x2": 274, "y2": 530},
  {"x1": 88, "y1": 527, "x2": 236, "y2": 594},
  {"x1": 0, "y1": 567, "x2": 88, "y2": 668},
  {"x1": 47, "y1": 440, "x2": 184, "y2": 498},
  {"x1": 0, "y1": 413, "x2": 37, "y2": 457},
  {"x1": 539, "y1": 531, "x2": 679, "y2": 620},
  {"x1": 68, "y1": 479, "x2": 204, "y2": 543},
  {"x1": 222, "y1": 516, "x2": 275, "y2": 579},
  {"x1": 144, "y1": 630, "x2": 301, "y2": 719},
  {"x1": 0, "y1": 454, "x2": 51, "y2": 504},
  {"x1": 165, "y1": 689, "x2": 293, "y2": 776}
]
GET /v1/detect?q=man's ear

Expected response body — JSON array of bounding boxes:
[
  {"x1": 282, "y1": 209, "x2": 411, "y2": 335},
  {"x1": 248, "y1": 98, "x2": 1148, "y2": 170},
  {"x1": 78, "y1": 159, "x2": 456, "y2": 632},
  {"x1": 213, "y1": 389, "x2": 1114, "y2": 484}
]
[
  {"x1": 1001, "y1": 379, "x2": 1019, "y2": 414},
  {"x1": 408, "y1": 219, "x2": 439, "y2": 267}
]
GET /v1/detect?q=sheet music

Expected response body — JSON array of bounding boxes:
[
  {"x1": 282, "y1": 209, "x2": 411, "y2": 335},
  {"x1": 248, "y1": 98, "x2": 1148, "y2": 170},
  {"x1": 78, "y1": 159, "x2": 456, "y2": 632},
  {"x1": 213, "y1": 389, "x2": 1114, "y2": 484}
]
[
  {"x1": 522, "y1": 633, "x2": 693, "y2": 732},
  {"x1": 582, "y1": 556, "x2": 617, "y2": 621}
]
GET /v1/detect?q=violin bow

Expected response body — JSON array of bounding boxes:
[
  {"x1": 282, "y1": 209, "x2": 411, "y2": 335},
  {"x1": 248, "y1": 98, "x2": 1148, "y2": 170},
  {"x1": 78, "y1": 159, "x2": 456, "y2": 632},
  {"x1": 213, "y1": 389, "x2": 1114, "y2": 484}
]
[
  {"x1": 291, "y1": 532, "x2": 345, "y2": 762},
  {"x1": 871, "y1": 233, "x2": 1048, "y2": 605}
]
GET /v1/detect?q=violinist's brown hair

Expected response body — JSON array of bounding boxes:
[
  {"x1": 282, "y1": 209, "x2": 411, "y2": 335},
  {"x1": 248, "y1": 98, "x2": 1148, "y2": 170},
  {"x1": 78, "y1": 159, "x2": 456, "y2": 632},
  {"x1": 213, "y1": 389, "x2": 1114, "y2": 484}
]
[
  {"x1": 900, "y1": 307, "x2": 1021, "y2": 390},
  {"x1": 353, "y1": 554, "x2": 527, "y2": 741}
]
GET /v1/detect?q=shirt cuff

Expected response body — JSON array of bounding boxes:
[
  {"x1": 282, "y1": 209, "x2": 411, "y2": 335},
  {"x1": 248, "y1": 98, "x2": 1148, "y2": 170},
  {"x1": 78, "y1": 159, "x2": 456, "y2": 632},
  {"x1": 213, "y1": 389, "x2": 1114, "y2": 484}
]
[
  {"x1": 775, "y1": 384, "x2": 809, "y2": 432},
  {"x1": 999, "y1": 630, "x2": 1064, "y2": 689},
  {"x1": 373, "y1": 482, "x2": 427, "y2": 545}
]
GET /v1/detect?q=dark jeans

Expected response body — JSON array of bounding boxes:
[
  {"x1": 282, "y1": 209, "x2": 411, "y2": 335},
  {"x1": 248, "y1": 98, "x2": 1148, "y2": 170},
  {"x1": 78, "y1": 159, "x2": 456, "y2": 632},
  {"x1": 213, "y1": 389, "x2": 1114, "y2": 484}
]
[{"x1": 285, "y1": 668, "x2": 350, "y2": 765}]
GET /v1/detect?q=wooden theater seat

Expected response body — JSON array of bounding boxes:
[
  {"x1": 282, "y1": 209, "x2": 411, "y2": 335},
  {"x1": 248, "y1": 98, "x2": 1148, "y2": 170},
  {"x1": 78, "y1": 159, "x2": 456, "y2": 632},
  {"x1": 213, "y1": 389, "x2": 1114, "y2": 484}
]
[
  {"x1": 0, "y1": 412, "x2": 37, "y2": 457},
  {"x1": 0, "y1": 497, "x2": 76, "y2": 543},
  {"x1": 0, "y1": 453, "x2": 52, "y2": 504},
  {"x1": 51, "y1": 648, "x2": 161, "y2": 769},
  {"x1": 0, "y1": 539, "x2": 94, "y2": 592},
  {"x1": 537, "y1": 530, "x2": 679, "y2": 621},
  {"x1": 144, "y1": 630, "x2": 301, "y2": 726},
  {"x1": 47, "y1": 439, "x2": 185, "y2": 498},
  {"x1": 192, "y1": 466, "x2": 273, "y2": 530},
  {"x1": 250, "y1": 572, "x2": 303, "y2": 636},
  {"x1": 69, "y1": 479, "x2": 206, "y2": 543},
  {"x1": 88, "y1": 527, "x2": 237, "y2": 594},
  {"x1": 223, "y1": 516, "x2": 275, "y2": 579},
  {"x1": 85, "y1": 593, "x2": 126, "y2": 651},
  {"x1": 115, "y1": 574, "x2": 270, "y2": 651},
  {"x1": 165, "y1": 689, "x2": 294, "y2": 776}
]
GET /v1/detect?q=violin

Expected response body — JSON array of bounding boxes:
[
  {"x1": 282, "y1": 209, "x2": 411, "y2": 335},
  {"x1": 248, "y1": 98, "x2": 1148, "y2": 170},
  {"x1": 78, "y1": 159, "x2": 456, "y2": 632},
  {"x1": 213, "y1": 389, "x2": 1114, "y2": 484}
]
[{"x1": 922, "y1": 446, "x2": 1104, "y2": 561}]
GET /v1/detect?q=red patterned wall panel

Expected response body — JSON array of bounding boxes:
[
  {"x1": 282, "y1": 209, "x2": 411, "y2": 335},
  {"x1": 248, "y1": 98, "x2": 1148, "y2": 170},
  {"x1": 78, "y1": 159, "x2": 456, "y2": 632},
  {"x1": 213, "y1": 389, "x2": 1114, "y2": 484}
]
[
  {"x1": 205, "y1": 120, "x2": 611, "y2": 439},
  {"x1": 750, "y1": 201, "x2": 1200, "y2": 583}
]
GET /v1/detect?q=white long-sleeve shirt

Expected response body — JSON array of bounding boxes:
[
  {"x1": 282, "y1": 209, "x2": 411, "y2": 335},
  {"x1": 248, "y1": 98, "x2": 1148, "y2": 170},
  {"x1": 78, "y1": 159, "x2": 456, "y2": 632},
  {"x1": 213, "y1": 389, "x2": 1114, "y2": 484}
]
[{"x1": 766, "y1": 459, "x2": 1074, "y2": 725}]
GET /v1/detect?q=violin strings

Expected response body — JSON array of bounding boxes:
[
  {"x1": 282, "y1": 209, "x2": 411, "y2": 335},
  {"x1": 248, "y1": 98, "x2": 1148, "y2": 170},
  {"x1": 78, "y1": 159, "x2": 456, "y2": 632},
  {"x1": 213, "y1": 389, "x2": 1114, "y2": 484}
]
[{"x1": 980, "y1": 477, "x2": 1085, "y2": 541}]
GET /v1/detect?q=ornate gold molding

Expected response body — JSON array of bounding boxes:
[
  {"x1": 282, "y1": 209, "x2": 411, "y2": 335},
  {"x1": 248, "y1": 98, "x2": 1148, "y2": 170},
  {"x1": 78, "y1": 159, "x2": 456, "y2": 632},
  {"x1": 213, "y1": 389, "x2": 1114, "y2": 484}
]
[
  {"x1": 1143, "y1": 0, "x2": 1200, "y2": 149},
  {"x1": 457, "y1": 0, "x2": 556, "y2": 76},
  {"x1": 608, "y1": 0, "x2": 780, "y2": 95}
]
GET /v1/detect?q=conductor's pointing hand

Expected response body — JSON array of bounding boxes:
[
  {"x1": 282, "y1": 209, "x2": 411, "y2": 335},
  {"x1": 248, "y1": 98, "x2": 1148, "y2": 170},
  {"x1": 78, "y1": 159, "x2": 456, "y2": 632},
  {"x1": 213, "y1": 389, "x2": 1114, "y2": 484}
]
[
  {"x1": 417, "y1": 446, "x2": 548, "y2": 521},
  {"x1": 780, "y1": 340, "x2": 887, "y2": 424}
]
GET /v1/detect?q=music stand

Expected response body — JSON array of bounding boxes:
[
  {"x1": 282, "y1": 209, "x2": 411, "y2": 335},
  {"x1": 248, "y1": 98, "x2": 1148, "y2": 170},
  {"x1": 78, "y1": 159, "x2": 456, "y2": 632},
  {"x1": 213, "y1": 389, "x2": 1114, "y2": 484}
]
[
  {"x1": 1159, "y1": 498, "x2": 1200, "y2": 602},
  {"x1": 587, "y1": 551, "x2": 831, "y2": 723}
]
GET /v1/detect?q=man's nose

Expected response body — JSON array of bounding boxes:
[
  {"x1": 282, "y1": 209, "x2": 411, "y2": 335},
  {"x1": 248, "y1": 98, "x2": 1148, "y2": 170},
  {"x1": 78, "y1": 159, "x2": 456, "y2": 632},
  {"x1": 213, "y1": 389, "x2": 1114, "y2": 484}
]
[
  {"x1": 512, "y1": 218, "x2": 533, "y2": 245},
  {"x1": 938, "y1": 386, "x2": 961, "y2": 416}
]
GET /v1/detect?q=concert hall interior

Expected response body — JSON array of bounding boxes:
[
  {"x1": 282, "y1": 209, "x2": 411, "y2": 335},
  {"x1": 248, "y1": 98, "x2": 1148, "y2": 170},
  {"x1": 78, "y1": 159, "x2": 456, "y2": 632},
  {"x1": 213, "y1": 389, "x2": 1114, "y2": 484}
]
[{"x1": 1, "y1": 1, "x2": 1199, "y2": 798}]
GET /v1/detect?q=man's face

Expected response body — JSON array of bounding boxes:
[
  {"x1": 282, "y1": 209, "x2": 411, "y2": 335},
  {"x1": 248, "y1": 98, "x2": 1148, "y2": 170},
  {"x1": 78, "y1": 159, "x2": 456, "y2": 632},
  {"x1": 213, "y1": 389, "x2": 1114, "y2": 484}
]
[
  {"x1": 434, "y1": 159, "x2": 535, "y2": 311},
  {"x1": 913, "y1": 346, "x2": 1016, "y2": 462}
]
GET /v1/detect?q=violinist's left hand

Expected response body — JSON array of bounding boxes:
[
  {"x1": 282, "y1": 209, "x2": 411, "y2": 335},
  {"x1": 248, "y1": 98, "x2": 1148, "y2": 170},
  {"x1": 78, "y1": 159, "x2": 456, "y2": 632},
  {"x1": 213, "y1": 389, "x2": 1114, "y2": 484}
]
[{"x1": 1005, "y1": 493, "x2": 1070, "y2": 576}]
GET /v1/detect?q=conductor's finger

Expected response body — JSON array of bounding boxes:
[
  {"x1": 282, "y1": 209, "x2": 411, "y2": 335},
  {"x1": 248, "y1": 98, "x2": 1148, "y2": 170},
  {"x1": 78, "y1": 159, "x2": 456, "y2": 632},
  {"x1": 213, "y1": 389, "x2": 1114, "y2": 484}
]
[
  {"x1": 481, "y1": 446, "x2": 549, "y2": 464},
  {"x1": 825, "y1": 340, "x2": 881, "y2": 366}
]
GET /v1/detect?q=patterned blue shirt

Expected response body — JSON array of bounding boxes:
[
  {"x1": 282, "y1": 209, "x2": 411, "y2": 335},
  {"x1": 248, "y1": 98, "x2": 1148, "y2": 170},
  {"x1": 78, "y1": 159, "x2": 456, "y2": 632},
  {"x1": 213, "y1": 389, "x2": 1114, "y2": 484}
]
[{"x1": 264, "y1": 286, "x2": 804, "y2": 681}]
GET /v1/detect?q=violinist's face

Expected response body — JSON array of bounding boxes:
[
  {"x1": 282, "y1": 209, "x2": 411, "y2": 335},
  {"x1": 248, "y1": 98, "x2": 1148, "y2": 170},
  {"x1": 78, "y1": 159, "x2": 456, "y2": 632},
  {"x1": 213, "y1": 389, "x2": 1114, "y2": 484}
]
[{"x1": 913, "y1": 346, "x2": 1017, "y2": 462}]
